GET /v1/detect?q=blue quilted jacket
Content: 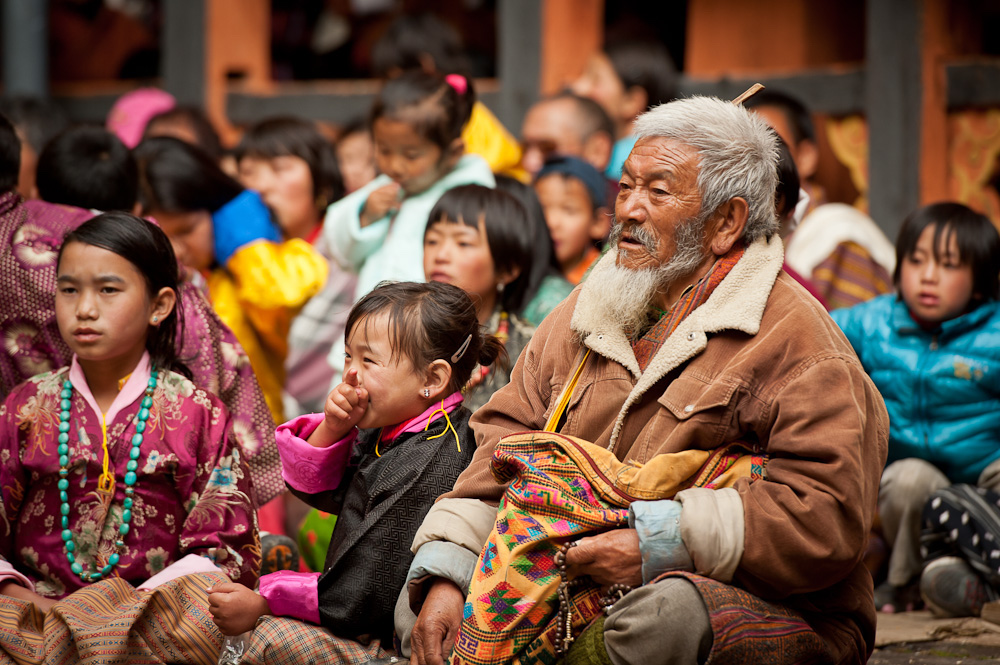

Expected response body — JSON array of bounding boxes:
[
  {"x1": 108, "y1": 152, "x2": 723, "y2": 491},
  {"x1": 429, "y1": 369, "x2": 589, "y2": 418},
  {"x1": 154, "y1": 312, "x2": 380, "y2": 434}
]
[{"x1": 831, "y1": 294, "x2": 1000, "y2": 483}]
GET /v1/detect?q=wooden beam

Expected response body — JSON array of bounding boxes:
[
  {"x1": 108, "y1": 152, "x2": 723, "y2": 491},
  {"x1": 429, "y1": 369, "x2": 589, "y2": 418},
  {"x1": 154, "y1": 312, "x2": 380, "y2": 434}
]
[
  {"x1": 866, "y1": 0, "x2": 922, "y2": 239},
  {"x1": 680, "y1": 68, "x2": 866, "y2": 115}
]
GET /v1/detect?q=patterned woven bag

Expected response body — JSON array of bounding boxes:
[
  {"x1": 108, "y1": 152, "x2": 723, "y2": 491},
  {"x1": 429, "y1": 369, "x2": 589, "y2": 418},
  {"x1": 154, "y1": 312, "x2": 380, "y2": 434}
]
[{"x1": 450, "y1": 430, "x2": 766, "y2": 665}]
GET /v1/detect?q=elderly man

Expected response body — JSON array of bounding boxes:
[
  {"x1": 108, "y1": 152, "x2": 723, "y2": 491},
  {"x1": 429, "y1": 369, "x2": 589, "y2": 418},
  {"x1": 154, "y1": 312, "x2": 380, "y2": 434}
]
[
  {"x1": 520, "y1": 92, "x2": 615, "y2": 178},
  {"x1": 405, "y1": 96, "x2": 888, "y2": 665}
]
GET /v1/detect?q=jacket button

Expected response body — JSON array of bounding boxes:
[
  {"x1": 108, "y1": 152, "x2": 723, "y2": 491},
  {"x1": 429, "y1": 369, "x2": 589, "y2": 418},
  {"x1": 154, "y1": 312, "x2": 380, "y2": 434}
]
[
  {"x1": 687, "y1": 332, "x2": 696, "y2": 341},
  {"x1": 684, "y1": 404, "x2": 694, "y2": 413}
]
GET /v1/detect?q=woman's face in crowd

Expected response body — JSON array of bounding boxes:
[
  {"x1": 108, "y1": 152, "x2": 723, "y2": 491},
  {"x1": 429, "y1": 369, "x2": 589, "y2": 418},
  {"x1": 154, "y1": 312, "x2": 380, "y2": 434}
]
[
  {"x1": 238, "y1": 154, "x2": 319, "y2": 240},
  {"x1": 899, "y1": 224, "x2": 976, "y2": 324},
  {"x1": 149, "y1": 208, "x2": 215, "y2": 272},
  {"x1": 424, "y1": 217, "x2": 500, "y2": 318}
]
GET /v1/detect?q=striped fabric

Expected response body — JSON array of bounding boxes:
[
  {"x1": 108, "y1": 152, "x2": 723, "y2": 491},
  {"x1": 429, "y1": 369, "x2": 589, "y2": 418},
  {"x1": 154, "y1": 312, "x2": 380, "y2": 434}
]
[
  {"x1": 240, "y1": 616, "x2": 390, "y2": 665},
  {"x1": 631, "y1": 245, "x2": 745, "y2": 372},
  {"x1": 0, "y1": 572, "x2": 227, "y2": 665},
  {"x1": 662, "y1": 571, "x2": 831, "y2": 664},
  {"x1": 811, "y1": 240, "x2": 893, "y2": 310}
]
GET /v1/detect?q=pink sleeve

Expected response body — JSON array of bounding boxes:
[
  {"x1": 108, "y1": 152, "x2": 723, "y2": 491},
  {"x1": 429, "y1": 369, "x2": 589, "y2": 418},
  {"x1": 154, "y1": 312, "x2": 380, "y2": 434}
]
[
  {"x1": 259, "y1": 570, "x2": 322, "y2": 624},
  {"x1": 0, "y1": 560, "x2": 34, "y2": 592},
  {"x1": 275, "y1": 414, "x2": 357, "y2": 494}
]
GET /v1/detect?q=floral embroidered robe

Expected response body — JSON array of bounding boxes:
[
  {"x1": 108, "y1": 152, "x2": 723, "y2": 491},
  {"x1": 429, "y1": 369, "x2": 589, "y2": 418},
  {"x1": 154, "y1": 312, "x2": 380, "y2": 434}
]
[
  {"x1": 0, "y1": 192, "x2": 283, "y2": 505},
  {"x1": 0, "y1": 365, "x2": 259, "y2": 598}
]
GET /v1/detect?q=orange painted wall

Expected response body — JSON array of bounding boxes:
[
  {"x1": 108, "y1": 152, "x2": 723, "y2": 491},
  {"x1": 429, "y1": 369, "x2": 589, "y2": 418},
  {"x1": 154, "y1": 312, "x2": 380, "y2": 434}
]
[{"x1": 540, "y1": 0, "x2": 604, "y2": 94}]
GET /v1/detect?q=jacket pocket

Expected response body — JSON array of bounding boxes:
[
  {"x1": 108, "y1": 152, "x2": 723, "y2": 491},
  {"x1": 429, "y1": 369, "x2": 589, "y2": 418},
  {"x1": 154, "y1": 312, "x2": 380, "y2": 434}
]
[{"x1": 658, "y1": 375, "x2": 738, "y2": 421}]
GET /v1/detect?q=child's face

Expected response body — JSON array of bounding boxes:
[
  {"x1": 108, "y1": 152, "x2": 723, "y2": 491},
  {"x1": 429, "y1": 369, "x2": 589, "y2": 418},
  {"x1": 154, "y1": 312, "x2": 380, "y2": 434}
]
[
  {"x1": 336, "y1": 131, "x2": 378, "y2": 194},
  {"x1": 344, "y1": 313, "x2": 430, "y2": 429},
  {"x1": 238, "y1": 154, "x2": 318, "y2": 240},
  {"x1": 56, "y1": 242, "x2": 171, "y2": 376},
  {"x1": 149, "y1": 208, "x2": 215, "y2": 272},
  {"x1": 899, "y1": 224, "x2": 976, "y2": 324},
  {"x1": 372, "y1": 118, "x2": 457, "y2": 196},
  {"x1": 535, "y1": 174, "x2": 604, "y2": 271},
  {"x1": 424, "y1": 218, "x2": 500, "y2": 317}
]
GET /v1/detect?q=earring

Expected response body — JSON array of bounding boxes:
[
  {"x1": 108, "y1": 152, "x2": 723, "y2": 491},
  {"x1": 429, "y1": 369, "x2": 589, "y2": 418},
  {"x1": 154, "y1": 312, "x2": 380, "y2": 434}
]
[
  {"x1": 152, "y1": 316, "x2": 158, "y2": 324},
  {"x1": 423, "y1": 388, "x2": 431, "y2": 398}
]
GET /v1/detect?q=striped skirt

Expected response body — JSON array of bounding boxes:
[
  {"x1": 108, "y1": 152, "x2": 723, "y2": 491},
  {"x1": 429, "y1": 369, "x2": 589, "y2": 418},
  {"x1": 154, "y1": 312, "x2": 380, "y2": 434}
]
[{"x1": 0, "y1": 572, "x2": 226, "y2": 665}]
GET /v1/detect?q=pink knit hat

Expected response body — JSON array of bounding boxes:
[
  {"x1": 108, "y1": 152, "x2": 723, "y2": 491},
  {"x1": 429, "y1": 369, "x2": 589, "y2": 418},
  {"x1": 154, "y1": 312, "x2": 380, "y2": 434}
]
[{"x1": 106, "y1": 87, "x2": 176, "y2": 148}]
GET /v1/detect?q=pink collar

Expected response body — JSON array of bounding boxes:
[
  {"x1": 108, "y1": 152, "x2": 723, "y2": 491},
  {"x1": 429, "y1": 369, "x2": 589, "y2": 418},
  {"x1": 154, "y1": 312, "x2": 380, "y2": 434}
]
[
  {"x1": 68, "y1": 352, "x2": 152, "y2": 424},
  {"x1": 380, "y1": 392, "x2": 464, "y2": 444}
]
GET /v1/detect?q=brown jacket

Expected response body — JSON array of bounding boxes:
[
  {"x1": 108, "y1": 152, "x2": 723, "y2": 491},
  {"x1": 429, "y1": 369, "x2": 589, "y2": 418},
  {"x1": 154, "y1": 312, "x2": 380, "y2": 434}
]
[{"x1": 422, "y1": 236, "x2": 888, "y2": 663}]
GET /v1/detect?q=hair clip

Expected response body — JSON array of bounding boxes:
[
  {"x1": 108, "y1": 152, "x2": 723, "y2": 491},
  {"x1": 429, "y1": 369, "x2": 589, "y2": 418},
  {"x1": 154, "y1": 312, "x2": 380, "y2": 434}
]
[
  {"x1": 445, "y1": 74, "x2": 468, "y2": 95},
  {"x1": 451, "y1": 334, "x2": 472, "y2": 363}
]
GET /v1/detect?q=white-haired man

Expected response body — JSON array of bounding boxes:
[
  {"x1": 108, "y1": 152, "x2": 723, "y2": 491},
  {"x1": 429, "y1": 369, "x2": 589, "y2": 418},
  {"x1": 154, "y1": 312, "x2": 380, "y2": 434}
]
[{"x1": 405, "y1": 96, "x2": 888, "y2": 665}]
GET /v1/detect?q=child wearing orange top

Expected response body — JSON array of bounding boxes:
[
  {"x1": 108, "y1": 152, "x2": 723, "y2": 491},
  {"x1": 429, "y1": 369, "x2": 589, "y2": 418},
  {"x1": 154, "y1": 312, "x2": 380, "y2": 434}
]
[{"x1": 534, "y1": 155, "x2": 611, "y2": 285}]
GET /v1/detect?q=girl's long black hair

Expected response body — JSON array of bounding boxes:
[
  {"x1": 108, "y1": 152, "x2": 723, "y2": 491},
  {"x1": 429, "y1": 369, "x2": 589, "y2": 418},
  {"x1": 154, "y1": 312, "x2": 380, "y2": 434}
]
[{"x1": 59, "y1": 211, "x2": 190, "y2": 378}]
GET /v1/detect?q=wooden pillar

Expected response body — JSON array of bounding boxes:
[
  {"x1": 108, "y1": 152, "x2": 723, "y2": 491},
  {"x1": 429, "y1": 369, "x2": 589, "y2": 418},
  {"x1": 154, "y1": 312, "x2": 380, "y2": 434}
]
[
  {"x1": 540, "y1": 0, "x2": 603, "y2": 94},
  {"x1": 496, "y1": 0, "x2": 601, "y2": 133},
  {"x1": 162, "y1": 0, "x2": 206, "y2": 106},
  {"x1": 919, "y1": 0, "x2": 950, "y2": 206},
  {"x1": 866, "y1": 0, "x2": 922, "y2": 238},
  {"x1": 163, "y1": 0, "x2": 270, "y2": 145},
  {"x1": 2, "y1": 0, "x2": 48, "y2": 97}
]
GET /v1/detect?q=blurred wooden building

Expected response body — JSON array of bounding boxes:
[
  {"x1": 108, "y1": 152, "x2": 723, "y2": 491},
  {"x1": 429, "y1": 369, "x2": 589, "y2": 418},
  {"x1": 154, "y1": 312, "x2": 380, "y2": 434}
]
[{"x1": 4, "y1": 0, "x2": 1000, "y2": 236}]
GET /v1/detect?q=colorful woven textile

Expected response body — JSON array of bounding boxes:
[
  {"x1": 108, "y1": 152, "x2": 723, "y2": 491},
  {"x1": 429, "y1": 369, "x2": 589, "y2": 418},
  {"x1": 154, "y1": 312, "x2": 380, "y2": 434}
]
[
  {"x1": 0, "y1": 572, "x2": 227, "y2": 665},
  {"x1": 661, "y1": 571, "x2": 831, "y2": 664},
  {"x1": 631, "y1": 244, "x2": 745, "y2": 372},
  {"x1": 451, "y1": 431, "x2": 766, "y2": 665},
  {"x1": 240, "y1": 615, "x2": 390, "y2": 665}
]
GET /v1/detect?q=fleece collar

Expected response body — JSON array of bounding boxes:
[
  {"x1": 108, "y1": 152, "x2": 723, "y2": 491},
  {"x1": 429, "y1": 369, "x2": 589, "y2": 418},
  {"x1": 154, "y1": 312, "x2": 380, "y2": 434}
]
[{"x1": 570, "y1": 235, "x2": 785, "y2": 448}]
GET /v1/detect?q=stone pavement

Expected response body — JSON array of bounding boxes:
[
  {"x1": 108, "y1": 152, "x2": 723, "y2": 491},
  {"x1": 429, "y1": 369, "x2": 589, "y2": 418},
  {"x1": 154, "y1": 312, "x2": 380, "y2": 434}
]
[{"x1": 870, "y1": 609, "x2": 1000, "y2": 663}]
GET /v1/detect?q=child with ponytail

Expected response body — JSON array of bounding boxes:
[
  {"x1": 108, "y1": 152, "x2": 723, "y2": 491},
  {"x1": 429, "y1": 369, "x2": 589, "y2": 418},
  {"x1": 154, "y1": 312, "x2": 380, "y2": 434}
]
[{"x1": 208, "y1": 281, "x2": 502, "y2": 661}]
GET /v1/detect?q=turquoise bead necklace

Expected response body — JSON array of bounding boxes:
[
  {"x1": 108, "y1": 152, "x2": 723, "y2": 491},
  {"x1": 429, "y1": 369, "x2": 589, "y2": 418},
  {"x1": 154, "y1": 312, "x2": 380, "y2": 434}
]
[{"x1": 58, "y1": 368, "x2": 158, "y2": 582}]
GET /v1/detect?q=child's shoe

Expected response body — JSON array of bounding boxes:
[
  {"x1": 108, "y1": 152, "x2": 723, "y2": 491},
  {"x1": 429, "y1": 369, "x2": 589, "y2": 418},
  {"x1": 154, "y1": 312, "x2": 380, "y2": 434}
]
[{"x1": 920, "y1": 556, "x2": 989, "y2": 618}]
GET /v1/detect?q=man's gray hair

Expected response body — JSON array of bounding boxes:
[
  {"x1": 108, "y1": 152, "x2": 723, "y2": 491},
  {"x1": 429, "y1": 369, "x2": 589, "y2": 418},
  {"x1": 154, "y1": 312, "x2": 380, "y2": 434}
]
[{"x1": 632, "y1": 96, "x2": 779, "y2": 243}]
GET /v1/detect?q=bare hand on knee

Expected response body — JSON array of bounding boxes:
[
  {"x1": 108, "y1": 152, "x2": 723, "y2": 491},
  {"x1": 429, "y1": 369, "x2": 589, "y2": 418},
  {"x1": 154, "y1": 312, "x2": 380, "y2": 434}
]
[
  {"x1": 411, "y1": 577, "x2": 465, "y2": 665},
  {"x1": 565, "y1": 528, "x2": 643, "y2": 588},
  {"x1": 207, "y1": 582, "x2": 270, "y2": 635}
]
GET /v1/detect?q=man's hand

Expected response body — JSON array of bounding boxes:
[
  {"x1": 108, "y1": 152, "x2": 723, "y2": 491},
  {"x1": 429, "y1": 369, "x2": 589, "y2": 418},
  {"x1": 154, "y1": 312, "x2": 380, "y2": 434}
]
[
  {"x1": 206, "y1": 582, "x2": 271, "y2": 636},
  {"x1": 411, "y1": 577, "x2": 465, "y2": 665},
  {"x1": 360, "y1": 183, "x2": 401, "y2": 227},
  {"x1": 564, "y1": 528, "x2": 643, "y2": 588}
]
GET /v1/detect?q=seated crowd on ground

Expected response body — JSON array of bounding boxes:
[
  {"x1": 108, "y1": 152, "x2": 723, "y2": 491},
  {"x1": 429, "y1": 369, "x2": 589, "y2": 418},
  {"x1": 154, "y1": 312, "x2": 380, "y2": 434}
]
[{"x1": 0, "y1": 11, "x2": 998, "y2": 665}]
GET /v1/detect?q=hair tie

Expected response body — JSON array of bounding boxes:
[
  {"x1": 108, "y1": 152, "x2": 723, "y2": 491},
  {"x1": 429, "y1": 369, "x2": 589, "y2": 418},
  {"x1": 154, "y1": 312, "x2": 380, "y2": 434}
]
[
  {"x1": 451, "y1": 334, "x2": 472, "y2": 363},
  {"x1": 445, "y1": 74, "x2": 468, "y2": 95}
]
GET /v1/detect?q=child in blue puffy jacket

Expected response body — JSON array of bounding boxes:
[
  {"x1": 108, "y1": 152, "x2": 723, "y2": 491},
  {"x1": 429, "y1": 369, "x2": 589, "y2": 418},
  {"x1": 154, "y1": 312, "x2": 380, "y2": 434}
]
[{"x1": 831, "y1": 202, "x2": 1000, "y2": 614}]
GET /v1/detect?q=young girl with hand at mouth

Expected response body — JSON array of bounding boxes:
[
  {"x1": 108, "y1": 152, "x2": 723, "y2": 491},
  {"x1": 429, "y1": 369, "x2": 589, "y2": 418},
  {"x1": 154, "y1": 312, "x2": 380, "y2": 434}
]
[
  {"x1": 322, "y1": 71, "x2": 494, "y2": 388},
  {"x1": 207, "y1": 281, "x2": 502, "y2": 662}
]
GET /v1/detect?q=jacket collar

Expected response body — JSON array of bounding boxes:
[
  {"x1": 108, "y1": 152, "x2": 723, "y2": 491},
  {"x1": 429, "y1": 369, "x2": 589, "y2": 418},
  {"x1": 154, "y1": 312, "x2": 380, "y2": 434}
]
[{"x1": 570, "y1": 235, "x2": 785, "y2": 448}]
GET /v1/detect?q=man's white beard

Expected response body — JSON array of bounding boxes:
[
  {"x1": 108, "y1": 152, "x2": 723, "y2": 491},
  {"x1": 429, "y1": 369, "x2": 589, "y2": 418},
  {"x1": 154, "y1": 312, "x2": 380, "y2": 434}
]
[{"x1": 586, "y1": 215, "x2": 709, "y2": 336}]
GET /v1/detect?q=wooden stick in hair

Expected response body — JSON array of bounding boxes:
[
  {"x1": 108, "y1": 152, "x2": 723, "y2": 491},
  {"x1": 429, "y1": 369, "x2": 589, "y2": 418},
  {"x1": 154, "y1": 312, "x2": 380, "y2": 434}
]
[{"x1": 731, "y1": 83, "x2": 765, "y2": 105}]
